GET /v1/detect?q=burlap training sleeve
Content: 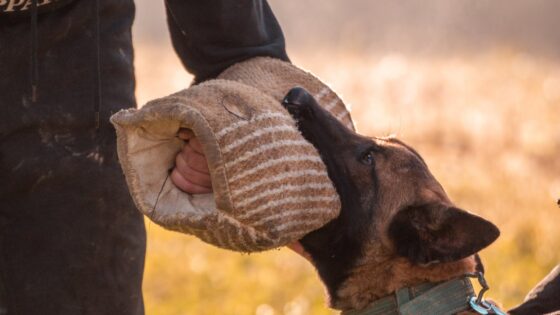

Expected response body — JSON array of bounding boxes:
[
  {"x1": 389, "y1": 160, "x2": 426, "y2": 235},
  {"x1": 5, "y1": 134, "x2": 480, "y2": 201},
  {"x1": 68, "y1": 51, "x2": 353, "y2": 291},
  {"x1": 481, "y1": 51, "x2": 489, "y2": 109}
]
[{"x1": 110, "y1": 57, "x2": 354, "y2": 252}]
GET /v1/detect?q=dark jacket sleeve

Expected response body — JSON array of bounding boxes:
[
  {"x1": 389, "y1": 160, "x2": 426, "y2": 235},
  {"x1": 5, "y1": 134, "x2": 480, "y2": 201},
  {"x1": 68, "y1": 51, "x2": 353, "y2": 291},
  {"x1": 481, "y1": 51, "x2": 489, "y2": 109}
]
[
  {"x1": 509, "y1": 265, "x2": 560, "y2": 315},
  {"x1": 165, "y1": 0, "x2": 289, "y2": 83}
]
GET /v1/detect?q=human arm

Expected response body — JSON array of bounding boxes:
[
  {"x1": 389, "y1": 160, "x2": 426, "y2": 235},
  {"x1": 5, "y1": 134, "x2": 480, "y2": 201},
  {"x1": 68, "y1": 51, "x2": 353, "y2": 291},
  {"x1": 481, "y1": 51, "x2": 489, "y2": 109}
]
[
  {"x1": 164, "y1": 0, "x2": 289, "y2": 83},
  {"x1": 167, "y1": 0, "x2": 289, "y2": 193}
]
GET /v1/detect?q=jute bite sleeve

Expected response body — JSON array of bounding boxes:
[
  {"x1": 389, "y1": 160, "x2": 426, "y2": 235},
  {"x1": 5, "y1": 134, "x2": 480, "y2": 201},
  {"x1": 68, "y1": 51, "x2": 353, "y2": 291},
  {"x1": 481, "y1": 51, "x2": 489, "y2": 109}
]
[{"x1": 110, "y1": 57, "x2": 354, "y2": 252}]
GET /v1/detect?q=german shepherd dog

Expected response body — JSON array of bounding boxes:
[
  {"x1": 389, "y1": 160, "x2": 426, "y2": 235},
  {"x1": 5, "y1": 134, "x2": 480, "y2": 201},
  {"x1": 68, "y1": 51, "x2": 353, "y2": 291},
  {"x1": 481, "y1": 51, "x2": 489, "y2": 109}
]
[{"x1": 281, "y1": 87, "x2": 560, "y2": 314}]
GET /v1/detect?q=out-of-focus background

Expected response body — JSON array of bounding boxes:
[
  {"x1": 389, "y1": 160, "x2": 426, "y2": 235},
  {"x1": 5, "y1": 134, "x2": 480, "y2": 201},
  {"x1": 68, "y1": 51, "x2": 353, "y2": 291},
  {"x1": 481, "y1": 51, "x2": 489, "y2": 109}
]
[{"x1": 133, "y1": 1, "x2": 560, "y2": 314}]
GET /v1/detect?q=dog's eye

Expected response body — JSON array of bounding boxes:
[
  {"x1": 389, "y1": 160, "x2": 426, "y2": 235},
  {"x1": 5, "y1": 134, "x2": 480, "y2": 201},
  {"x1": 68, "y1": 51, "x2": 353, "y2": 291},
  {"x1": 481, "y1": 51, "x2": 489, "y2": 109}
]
[{"x1": 361, "y1": 151, "x2": 375, "y2": 165}]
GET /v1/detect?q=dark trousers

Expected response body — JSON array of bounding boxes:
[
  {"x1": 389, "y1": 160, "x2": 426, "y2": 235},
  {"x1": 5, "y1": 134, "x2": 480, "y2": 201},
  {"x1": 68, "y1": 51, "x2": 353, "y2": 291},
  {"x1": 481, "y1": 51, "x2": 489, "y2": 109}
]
[
  {"x1": 1, "y1": 1, "x2": 145, "y2": 313},
  {"x1": 0, "y1": 128, "x2": 146, "y2": 315},
  {"x1": 0, "y1": 0, "x2": 287, "y2": 314}
]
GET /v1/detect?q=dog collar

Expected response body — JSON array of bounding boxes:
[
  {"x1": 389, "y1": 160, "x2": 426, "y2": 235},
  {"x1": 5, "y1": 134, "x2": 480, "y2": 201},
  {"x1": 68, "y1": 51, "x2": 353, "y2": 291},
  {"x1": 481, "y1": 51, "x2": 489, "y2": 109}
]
[{"x1": 341, "y1": 273, "x2": 507, "y2": 315}]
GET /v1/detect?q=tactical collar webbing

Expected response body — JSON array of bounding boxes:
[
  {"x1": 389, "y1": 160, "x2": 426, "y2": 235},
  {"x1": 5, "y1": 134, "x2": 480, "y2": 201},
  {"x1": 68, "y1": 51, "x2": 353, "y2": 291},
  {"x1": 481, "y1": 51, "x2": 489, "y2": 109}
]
[{"x1": 341, "y1": 275, "x2": 482, "y2": 315}]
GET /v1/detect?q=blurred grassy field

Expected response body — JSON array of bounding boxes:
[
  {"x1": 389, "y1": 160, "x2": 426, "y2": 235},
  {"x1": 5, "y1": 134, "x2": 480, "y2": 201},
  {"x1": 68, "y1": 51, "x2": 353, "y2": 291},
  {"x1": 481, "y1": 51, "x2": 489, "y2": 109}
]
[{"x1": 136, "y1": 45, "x2": 560, "y2": 314}]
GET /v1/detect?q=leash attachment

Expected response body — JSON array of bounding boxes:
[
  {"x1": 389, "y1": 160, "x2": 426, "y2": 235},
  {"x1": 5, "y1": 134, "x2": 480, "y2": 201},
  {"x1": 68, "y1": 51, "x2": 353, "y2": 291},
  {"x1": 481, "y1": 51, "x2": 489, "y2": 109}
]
[
  {"x1": 466, "y1": 272, "x2": 507, "y2": 315},
  {"x1": 468, "y1": 297, "x2": 506, "y2": 315}
]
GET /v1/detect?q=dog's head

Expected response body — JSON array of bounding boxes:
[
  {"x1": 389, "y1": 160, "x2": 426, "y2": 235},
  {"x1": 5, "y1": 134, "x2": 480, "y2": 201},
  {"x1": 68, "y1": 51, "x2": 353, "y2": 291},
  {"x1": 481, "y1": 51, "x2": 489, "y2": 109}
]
[{"x1": 282, "y1": 87, "x2": 500, "y2": 308}]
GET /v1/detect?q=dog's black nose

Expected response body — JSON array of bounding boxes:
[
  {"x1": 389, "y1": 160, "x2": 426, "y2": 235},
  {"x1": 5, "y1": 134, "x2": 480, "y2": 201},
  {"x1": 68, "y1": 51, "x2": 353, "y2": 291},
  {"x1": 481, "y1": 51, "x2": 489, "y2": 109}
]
[
  {"x1": 282, "y1": 87, "x2": 318, "y2": 121},
  {"x1": 282, "y1": 87, "x2": 314, "y2": 106}
]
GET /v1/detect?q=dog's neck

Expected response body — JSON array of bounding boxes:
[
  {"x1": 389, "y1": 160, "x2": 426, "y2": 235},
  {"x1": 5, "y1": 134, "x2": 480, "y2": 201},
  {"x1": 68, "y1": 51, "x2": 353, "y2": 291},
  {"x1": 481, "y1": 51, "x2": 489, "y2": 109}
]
[{"x1": 327, "y1": 246, "x2": 477, "y2": 311}]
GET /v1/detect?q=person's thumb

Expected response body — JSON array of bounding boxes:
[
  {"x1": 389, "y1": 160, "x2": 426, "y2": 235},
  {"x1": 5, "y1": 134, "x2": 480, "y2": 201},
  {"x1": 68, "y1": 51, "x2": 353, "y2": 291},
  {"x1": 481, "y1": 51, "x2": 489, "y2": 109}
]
[{"x1": 177, "y1": 128, "x2": 194, "y2": 141}]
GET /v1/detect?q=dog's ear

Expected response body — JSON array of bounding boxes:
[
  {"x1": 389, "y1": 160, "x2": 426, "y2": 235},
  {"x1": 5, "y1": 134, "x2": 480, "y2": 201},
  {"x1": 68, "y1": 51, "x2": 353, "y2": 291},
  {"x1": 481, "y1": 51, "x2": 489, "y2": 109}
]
[{"x1": 388, "y1": 204, "x2": 500, "y2": 265}]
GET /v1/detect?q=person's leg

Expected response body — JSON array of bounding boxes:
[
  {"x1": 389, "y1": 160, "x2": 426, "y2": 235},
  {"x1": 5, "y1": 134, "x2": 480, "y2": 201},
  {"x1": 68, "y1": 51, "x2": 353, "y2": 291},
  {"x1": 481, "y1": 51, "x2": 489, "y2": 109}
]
[
  {"x1": 0, "y1": 1, "x2": 145, "y2": 314},
  {"x1": 0, "y1": 130, "x2": 145, "y2": 315},
  {"x1": 165, "y1": 0, "x2": 290, "y2": 83}
]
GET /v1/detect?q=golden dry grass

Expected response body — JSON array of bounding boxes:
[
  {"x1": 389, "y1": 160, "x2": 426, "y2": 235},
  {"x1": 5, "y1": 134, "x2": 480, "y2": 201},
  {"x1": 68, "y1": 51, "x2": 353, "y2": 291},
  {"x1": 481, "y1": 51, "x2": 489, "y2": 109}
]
[{"x1": 135, "y1": 46, "x2": 560, "y2": 314}]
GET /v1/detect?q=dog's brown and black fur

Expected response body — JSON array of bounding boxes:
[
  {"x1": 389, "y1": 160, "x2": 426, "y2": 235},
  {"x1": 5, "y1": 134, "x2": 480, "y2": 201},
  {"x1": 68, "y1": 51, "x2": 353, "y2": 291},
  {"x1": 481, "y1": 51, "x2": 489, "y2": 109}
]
[{"x1": 281, "y1": 87, "x2": 558, "y2": 313}]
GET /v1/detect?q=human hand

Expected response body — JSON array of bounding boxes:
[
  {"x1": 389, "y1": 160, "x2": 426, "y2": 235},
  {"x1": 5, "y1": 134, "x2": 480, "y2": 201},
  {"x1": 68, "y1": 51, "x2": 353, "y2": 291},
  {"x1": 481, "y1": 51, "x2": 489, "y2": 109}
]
[{"x1": 170, "y1": 129, "x2": 213, "y2": 194}]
